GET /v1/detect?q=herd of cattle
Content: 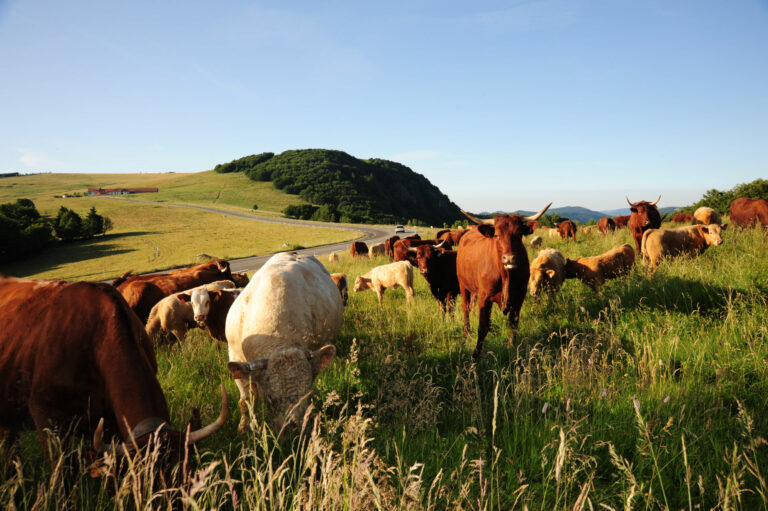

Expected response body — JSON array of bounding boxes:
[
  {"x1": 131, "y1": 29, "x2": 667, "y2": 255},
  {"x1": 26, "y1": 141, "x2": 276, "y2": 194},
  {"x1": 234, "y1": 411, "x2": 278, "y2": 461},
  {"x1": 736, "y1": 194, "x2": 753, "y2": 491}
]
[{"x1": 0, "y1": 195, "x2": 766, "y2": 480}]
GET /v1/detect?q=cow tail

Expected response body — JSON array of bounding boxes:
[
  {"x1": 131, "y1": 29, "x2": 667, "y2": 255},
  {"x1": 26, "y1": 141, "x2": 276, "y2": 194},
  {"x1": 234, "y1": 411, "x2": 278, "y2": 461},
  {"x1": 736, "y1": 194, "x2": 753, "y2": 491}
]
[{"x1": 112, "y1": 270, "x2": 133, "y2": 287}]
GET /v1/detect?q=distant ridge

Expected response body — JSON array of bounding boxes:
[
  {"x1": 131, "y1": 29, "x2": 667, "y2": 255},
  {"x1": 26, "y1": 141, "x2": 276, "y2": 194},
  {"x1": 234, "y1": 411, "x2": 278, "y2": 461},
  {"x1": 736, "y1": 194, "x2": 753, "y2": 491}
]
[{"x1": 481, "y1": 205, "x2": 682, "y2": 223}]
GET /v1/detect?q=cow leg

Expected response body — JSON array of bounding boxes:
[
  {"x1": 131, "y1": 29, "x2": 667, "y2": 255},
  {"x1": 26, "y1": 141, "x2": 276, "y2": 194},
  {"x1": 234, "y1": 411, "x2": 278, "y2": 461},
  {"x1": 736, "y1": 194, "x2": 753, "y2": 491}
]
[
  {"x1": 405, "y1": 285, "x2": 414, "y2": 304},
  {"x1": 234, "y1": 378, "x2": 259, "y2": 434},
  {"x1": 0, "y1": 429, "x2": 18, "y2": 476},
  {"x1": 473, "y1": 298, "x2": 493, "y2": 359},
  {"x1": 505, "y1": 295, "x2": 526, "y2": 348},
  {"x1": 461, "y1": 288, "x2": 472, "y2": 336},
  {"x1": 375, "y1": 285, "x2": 385, "y2": 305}
]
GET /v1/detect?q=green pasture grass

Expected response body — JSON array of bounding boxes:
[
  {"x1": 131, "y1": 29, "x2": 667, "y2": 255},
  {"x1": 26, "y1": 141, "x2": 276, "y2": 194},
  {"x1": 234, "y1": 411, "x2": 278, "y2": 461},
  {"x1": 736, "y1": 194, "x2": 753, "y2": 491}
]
[
  {"x1": 0, "y1": 197, "x2": 360, "y2": 281},
  {"x1": 4, "y1": 223, "x2": 768, "y2": 509}
]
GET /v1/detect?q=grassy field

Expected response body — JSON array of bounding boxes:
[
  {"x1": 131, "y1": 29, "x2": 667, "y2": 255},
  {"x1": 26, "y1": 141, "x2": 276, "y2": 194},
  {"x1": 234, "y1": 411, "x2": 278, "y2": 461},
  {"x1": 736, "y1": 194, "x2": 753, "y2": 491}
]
[
  {"x1": 0, "y1": 172, "x2": 360, "y2": 280},
  {"x1": 3, "y1": 222, "x2": 768, "y2": 509}
]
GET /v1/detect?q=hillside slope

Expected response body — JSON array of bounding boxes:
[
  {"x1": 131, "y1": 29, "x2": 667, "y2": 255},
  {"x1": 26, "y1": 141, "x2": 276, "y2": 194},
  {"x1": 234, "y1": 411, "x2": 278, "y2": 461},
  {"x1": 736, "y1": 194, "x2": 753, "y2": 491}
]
[{"x1": 215, "y1": 149, "x2": 465, "y2": 226}]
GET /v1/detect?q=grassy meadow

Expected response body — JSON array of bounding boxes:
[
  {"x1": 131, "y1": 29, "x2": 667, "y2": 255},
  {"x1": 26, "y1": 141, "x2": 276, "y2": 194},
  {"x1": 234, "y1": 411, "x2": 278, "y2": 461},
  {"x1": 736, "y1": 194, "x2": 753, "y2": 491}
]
[
  {"x1": 0, "y1": 172, "x2": 359, "y2": 280},
  {"x1": 3, "y1": 222, "x2": 768, "y2": 509}
]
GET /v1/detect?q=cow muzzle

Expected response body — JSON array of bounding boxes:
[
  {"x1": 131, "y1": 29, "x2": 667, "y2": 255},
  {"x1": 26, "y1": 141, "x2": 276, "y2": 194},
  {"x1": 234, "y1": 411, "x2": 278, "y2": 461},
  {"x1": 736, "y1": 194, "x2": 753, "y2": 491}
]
[
  {"x1": 502, "y1": 255, "x2": 518, "y2": 270},
  {"x1": 194, "y1": 315, "x2": 206, "y2": 323}
]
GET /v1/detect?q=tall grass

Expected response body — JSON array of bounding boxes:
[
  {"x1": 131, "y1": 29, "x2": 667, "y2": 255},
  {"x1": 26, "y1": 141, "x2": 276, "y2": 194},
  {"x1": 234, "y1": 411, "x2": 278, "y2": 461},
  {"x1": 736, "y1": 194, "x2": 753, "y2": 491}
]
[{"x1": 3, "y1": 223, "x2": 768, "y2": 509}]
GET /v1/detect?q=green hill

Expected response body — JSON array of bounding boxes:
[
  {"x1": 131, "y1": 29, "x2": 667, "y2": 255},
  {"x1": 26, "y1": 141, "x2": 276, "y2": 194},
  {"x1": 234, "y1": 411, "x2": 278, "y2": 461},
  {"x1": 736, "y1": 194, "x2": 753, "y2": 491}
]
[{"x1": 214, "y1": 149, "x2": 465, "y2": 226}]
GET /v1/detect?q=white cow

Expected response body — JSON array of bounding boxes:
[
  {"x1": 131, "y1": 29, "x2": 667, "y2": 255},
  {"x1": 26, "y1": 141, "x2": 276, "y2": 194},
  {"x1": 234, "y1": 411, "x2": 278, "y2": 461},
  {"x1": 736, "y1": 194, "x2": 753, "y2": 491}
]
[{"x1": 225, "y1": 252, "x2": 343, "y2": 434}]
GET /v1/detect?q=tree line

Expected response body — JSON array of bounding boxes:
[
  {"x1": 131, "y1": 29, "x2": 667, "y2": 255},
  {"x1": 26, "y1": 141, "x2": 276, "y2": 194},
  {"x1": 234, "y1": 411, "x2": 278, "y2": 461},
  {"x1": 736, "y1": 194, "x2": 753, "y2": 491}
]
[
  {"x1": 0, "y1": 199, "x2": 112, "y2": 264},
  {"x1": 680, "y1": 178, "x2": 768, "y2": 215}
]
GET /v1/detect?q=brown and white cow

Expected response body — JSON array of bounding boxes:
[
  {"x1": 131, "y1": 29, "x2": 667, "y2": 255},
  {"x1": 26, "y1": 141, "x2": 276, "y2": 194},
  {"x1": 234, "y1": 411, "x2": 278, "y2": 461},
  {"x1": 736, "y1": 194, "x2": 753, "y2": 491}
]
[
  {"x1": 178, "y1": 287, "x2": 242, "y2": 343},
  {"x1": 457, "y1": 203, "x2": 551, "y2": 358},
  {"x1": 564, "y1": 244, "x2": 635, "y2": 293},
  {"x1": 115, "y1": 260, "x2": 235, "y2": 323},
  {"x1": 0, "y1": 276, "x2": 227, "y2": 476},
  {"x1": 692, "y1": 207, "x2": 722, "y2": 226},
  {"x1": 641, "y1": 224, "x2": 727, "y2": 271},
  {"x1": 729, "y1": 197, "x2": 768, "y2": 228},
  {"x1": 627, "y1": 196, "x2": 662, "y2": 251}
]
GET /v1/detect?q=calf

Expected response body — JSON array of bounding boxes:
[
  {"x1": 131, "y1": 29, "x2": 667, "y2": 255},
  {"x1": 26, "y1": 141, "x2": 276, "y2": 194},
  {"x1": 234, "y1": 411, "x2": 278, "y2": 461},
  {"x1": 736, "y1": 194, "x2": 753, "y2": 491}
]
[
  {"x1": 328, "y1": 252, "x2": 340, "y2": 263},
  {"x1": 178, "y1": 287, "x2": 242, "y2": 343},
  {"x1": 557, "y1": 220, "x2": 577, "y2": 242},
  {"x1": 411, "y1": 245, "x2": 460, "y2": 314},
  {"x1": 146, "y1": 280, "x2": 236, "y2": 343},
  {"x1": 368, "y1": 242, "x2": 386, "y2": 258},
  {"x1": 564, "y1": 244, "x2": 635, "y2": 293},
  {"x1": 641, "y1": 224, "x2": 726, "y2": 271},
  {"x1": 353, "y1": 261, "x2": 414, "y2": 305},
  {"x1": 692, "y1": 207, "x2": 722, "y2": 226},
  {"x1": 330, "y1": 273, "x2": 348, "y2": 306},
  {"x1": 529, "y1": 235, "x2": 543, "y2": 248},
  {"x1": 528, "y1": 248, "x2": 566, "y2": 297}
]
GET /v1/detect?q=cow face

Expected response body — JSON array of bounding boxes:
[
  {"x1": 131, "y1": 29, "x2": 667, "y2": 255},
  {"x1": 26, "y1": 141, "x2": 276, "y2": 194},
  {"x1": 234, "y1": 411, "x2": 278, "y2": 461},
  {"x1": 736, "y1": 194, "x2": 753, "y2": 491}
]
[
  {"x1": 478, "y1": 215, "x2": 533, "y2": 271},
  {"x1": 414, "y1": 245, "x2": 437, "y2": 276},
  {"x1": 627, "y1": 197, "x2": 662, "y2": 230},
  {"x1": 528, "y1": 267, "x2": 557, "y2": 297},
  {"x1": 178, "y1": 288, "x2": 212, "y2": 323},
  {"x1": 227, "y1": 345, "x2": 335, "y2": 433},
  {"x1": 232, "y1": 272, "x2": 250, "y2": 287},
  {"x1": 700, "y1": 224, "x2": 727, "y2": 246}
]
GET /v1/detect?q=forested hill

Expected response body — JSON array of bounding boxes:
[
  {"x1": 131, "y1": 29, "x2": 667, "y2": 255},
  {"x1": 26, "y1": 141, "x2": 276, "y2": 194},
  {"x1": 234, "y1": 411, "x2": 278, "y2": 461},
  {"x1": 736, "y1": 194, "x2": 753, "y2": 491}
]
[{"x1": 214, "y1": 149, "x2": 465, "y2": 226}]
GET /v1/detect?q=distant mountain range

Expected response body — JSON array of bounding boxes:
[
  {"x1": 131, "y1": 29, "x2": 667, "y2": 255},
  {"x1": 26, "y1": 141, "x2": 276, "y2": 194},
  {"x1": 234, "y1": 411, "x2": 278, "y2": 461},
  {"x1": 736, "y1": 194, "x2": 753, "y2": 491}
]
[{"x1": 479, "y1": 206, "x2": 681, "y2": 224}]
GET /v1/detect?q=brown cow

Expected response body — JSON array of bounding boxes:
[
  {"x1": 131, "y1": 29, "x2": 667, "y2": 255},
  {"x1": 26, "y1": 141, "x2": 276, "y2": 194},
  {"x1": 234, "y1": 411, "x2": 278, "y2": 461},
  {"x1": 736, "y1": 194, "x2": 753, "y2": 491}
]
[
  {"x1": 729, "y1": 197, "x2": 768, "y2": 228},
  {"x1": 410, "y1": 244, "x2": 460, "y2": 314},
  {"x1": 457, "y1": 203, "x2": 551, "y2": 359},
  {"x1": 393, "y1": 238, "x2": 437, "y2": 266},
  {"x1": 641, "y1": 224, "x2": 727, "y2": 270},
  {"x1": 672, "y1": 213, "x2": 693, "y2": 224},
  {"x1": 598, "y1": 217, "x2": 615, "y2": 234},
  {"x1": 434, "y1": 229, "x2": 451, "y2": 241},
  {"x1": 349, "y1": 241, "x2": 369, "y2": 257},
  {"x1": 626, "y1": 196, "x2": 662, "y2": 251},
  {"x1": 330, "y1": 272, "x2": 348, "y2": 306},
  {"x1": 384, "y1": 236, "x2": 401, "y2": 259},
  {"x1": 436, "y1": 228, "x2": 470, "y2": 249},
  {"x1": 178, "y1": 288, "x2": 242, "y2": 343},
  {"x1": 613, "y1": 215, "x2": 630, "y2": 228},
  {"x1": 0, "y1": 276, "x2": 227, "y2": 476},
  {"x1": 564, "y1": 244, "x2": 635, "y2": 293},
  {"x1": 557, "y1": 220, "x2": 577, "y2": 242},
  {"x1": 527, "y1": 220, "x2": 540, "y2": 231},
  {"x1": 692, "y1": 207, "x2": 722, "y2": 226},
  {"x1": 116, "y1": 261, "x2": 235, "y2": 323}
]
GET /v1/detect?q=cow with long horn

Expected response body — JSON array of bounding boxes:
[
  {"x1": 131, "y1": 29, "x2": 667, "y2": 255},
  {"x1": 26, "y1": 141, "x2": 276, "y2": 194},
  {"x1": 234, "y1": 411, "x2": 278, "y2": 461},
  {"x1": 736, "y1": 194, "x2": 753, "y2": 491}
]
[
  {"x1": 456, "y1": 203, "x2": 552, "y2": 359},
  {"x1": 0, "y1": 276, "x2": 227, "y2": 478},
  {"x1": 626, "y1": 195, "x2": 662, "y2": 251}
]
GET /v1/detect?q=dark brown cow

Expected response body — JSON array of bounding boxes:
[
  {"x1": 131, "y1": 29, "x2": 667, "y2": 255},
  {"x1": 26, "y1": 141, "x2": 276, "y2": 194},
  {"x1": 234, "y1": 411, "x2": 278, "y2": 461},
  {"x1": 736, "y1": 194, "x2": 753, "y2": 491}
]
[
  {"x1": 597, "y1": 217, "x2": 615, "y2": 234},
  {"x1": 115, "y1": 260, "x2": 235, "y2": 323},
  {"x1": 729, "y1": 197, "x2": 768, "y2": 228},
  {"x1": 394, "y1": 238, "x2": 436, "y2": 266},
  {"x1": 349, "y1": 241, "x2": 369, "y2": 257},
  {"x1": 457, "y1": 203, "x2": 551, "y2": 359},
  {"x1": 672, "y1": 213, "x2": 693, "y2": 224},
  {"x1": 0, "y1": 276, "x2": 227, "y2": 475},
  {"x1": 557, "y1": 220, "x2": 577, "y2": 242},
  {"x1": 384, "y1": 236, "x2": 401, "y2": 259},
  {"x1": 613, "y1": 215, "x2": 631, "y2": 228},
  {"x1": 410, "y1": 244, "x2": 460, "y2": 314},
  {"x1": 436, "y1": 228, "x2": 470, "y2": 249},
  {"x1": 626, "y1": 196, "x2": 662, "y2": 251}
]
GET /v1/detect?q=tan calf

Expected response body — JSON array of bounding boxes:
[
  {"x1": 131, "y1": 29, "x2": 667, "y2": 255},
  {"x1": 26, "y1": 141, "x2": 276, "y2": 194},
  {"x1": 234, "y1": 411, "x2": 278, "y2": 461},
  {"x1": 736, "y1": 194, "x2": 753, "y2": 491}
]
[
  {"x1": 330, "y1": 273, "x2": 348, "y2": 306},
  {"x1": 528, "y1": 248, "x2": 566, "y2": 297},
  {"x1": 353, "y1": 261, "x2": 414, "y2": 304},
  {"x1": 692, "y1": 207, "x2": 722, "y2": 226},
  {"x1": 529, "y1": 235, "x2": 543, "y2": 248},
  {"x1": 368, "y1": 242, "x2": 386, "y2": 258},
  {"x1": 641, "y1": 224, "x2": 726, "y2": 271},
  {"x1": 564, "y1": 244, "x2": 635, "y2": 293}
]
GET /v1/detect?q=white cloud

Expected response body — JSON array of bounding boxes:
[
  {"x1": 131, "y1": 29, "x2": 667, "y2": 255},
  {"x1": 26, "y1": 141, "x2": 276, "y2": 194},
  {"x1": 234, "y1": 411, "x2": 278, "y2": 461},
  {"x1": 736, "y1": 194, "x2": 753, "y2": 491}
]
[{"x1": 18, "y1": 149, "x2": 49, "y2": 168}]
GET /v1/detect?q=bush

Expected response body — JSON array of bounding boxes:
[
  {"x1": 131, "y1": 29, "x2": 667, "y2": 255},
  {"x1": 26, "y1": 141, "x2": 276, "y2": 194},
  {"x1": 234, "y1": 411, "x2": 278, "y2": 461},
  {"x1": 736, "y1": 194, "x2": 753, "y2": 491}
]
[{"x1": 0, "y1": 199, "x2": 52, "y2": 263}]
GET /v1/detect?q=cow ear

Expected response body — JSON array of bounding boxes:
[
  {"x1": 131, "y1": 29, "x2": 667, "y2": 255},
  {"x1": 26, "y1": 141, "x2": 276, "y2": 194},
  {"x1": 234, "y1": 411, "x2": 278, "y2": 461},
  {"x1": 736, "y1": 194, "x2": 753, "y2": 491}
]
[
  {"x1": 721, "y1": 223, "x2": 728, "y2": 230},
  {"x1": 177, "y1": 293, "x2": 191, "y2": 304},
  {"x1": 227, "y1": 359, "x2": 267, "y2": 379},
  {"x1": 309, "y1": 345, "x2": 336, "y2": 375},
  {"x1": 477, "y1": 225, "x2": 495, "y2": 237},
  {"x1": 524, "y1": 224, "x2": 534, "y2": 235},
  {"x1": 630, "y1": 207, "x2": 638, "y2": 213},
  {"x1": 700, "y1": 226, "x2": 709, "y2": 234},
  {"x1": 545, "y1": 269, "x2": 556, "y2": 278},
  {"x1": 216, "y1": 260, "x2": 229, "y2": 272}
]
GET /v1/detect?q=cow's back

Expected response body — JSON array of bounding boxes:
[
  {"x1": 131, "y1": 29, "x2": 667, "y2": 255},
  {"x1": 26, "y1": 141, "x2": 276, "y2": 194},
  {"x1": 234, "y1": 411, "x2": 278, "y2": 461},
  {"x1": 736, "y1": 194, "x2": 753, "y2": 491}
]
[
  {"x1": 226, "y1": 253, "x2": 343, "y2": 362},
  {"x1": 456, "y1": 229, "x2": 498, "y2": 294}
]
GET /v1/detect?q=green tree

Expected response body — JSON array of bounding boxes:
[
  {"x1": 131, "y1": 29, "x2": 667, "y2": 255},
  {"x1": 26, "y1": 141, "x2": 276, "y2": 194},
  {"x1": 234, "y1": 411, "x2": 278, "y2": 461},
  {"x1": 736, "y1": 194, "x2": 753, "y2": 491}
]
[
  {"x1": 55, "y1": 207, "x2": 83, "y2": 242},
  {"x1": 83, "y1": 207, "x2": 104, "y2": 238}
]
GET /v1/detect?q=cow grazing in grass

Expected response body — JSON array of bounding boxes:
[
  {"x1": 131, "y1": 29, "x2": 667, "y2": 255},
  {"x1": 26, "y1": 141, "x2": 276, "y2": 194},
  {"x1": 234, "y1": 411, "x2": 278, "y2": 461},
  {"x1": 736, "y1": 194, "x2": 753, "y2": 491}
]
[
  {"x1": 457, "y1": 203, "x2": 551, "y2": 359},
  {"x1": 146, "y1": 280, "x2": 236, "y2": 343},
  {"x1": 115, "y1": 260, "x2": 235, "y2": 323},
  {"x1": 393, "y1": 238, "x2": 437, "y2": 266},
  {"x1": 529, "y1": 235, "x2": 543, "y2": 248},
  {"x1": 330, "y1": 273, "x2": 348, "y2": 306},
  {"x1": 613, "y1": 215, "x2": 630, "y2": 228},
  {"x1": 672, "y1": 213, "x2": 693, "y2": 224},
  {"x1": 410, "y1": 243, "x2": 460, "y2": 314},
  {"x1": 528, "y1": 248, "x2": 566, "y2": 297},
  {"x1": 693, "y1": 207, "x2": 722, "y2": 226},
  {"x1": 225, "y1": 252, "x2": 342, "y2": 434},
  {"x1": 598, "y1": 217, "x2": 615, "y2": 234},
  {"x1": 354, "y1": 260, "x2": 415, "y2": 305},
  {"x1": 349, "y1": 241, "x2": 368, "y2": 257},
  {"x1": 0, "y1": 276, "x2": 227, "y2": 476},
  {"x1": 564, "y1": 244, "x2": 635, "y2": 293},
  {"x1": 177, "y1": 287, "x2": 242, "y2": 344},
  {"x1": 729, "y1": 197, "x2": 768, "y2": 228},
  {"x1": 368, "y1": 242, "x2": 386, "y2": 258},
  {"x1": 641, "y1": 224, "x2": 726, "y2": 271},
  {"x1": 557, "y1": 220, "x2": 577, "y2": 242},
  {"x1": 384, "y1": 236, "x2": 400, "y2": 259},
  {"x1": 627, "y1": 196, "x2": 662, "y2": 251}
]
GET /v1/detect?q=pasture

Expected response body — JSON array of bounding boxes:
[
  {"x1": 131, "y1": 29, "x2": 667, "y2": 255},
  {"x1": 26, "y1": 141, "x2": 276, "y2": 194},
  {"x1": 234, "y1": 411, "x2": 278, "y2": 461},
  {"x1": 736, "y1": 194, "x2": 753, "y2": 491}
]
[{"x1": 3, "y1": 222, "x2": 768, "y2": 509}]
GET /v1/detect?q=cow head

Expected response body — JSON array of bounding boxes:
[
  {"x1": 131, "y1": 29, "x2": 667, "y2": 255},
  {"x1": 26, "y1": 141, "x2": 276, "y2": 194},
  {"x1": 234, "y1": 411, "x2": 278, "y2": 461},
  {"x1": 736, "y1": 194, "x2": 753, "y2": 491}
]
[
  {"x1": 528, "y1": 267, "x2": 557, "y2": 297},
  {"x1": 699, "y1": 224, "x2": 727, "y2": 246},
  {"x1": 410, "y1": 243, "x2": 444, "y2": 276},
  {"x1": 232, "y1": 272, "x2": 250, "y2": 287},
  {"x1": 227, "y1": 345, "x2": 336, "y2": 434},
  {"x1": 627, "y1": 196, "x2": 662, "y2": 230},
  {"x1": 178, "y1": 288, "x2": 211, "y2": 323}
]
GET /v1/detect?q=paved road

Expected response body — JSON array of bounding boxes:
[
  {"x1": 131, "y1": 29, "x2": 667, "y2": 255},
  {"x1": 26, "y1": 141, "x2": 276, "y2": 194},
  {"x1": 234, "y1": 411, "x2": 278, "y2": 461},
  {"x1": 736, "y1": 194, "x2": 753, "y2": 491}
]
[{"x1": 98, "y1": 197, "x2": 405, "y2": 274}]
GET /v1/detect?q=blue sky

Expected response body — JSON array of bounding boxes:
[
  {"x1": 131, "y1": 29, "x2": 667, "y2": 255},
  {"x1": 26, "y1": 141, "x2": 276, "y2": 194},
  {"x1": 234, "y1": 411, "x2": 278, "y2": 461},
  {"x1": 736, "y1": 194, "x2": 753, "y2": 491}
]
[{"x1": 1, "y1": 1, "x2": 766, "y2": 211}]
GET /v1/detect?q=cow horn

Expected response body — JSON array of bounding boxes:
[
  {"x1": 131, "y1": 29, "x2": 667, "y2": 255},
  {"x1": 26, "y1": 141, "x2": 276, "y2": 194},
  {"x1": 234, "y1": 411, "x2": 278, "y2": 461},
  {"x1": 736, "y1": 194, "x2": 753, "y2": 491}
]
[
  {"x1": 626, "y1": 196, "x2": 635, "y2": 207},
  {"x1": 434, "y1": 240, "x2": 446, "y2": 249},
  {"x1": 461, "y1": 210, "x2": 493, "y2": 225},
  {"x1": 187, "y1": 383, "x2": 229, "y2": 444},
  {"x1": 649, "y1": 195, "x2": 661, "y2": 206},
  {"x1": 407, "y1": 246, "x2": 418, "y2": 252},
  {"x1": 523, "y1": 202, "x2": 553, "y2": 222}
]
